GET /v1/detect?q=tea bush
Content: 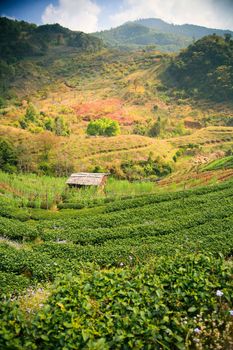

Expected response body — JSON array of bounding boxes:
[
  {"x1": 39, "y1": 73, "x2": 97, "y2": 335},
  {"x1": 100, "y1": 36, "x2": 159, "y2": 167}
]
[
  {"x1": 0, "y1": 254, "x2": 233, "y2": 349},
  {"x1": 1, "y1": 179, "x2": 233, "y2": 348}
]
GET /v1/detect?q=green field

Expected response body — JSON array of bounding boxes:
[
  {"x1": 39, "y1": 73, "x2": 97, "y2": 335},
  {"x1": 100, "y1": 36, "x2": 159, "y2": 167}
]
[
  {"x1": 1, "y1": 177, "x2": 233, "y2": 349},
  {"x1": 202, "y1": 156, "x2": 233, "y2": 172}
]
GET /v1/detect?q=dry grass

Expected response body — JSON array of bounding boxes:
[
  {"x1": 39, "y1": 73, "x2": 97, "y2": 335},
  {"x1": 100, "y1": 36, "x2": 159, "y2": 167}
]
[{"x1": 19, "y1": 285, "x2": 51, "y2": 317}]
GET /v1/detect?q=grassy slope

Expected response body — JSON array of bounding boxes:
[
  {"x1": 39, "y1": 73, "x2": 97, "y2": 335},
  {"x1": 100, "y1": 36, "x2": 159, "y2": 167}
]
[{"x1": 1, "y1": 47, "x2": 233, "y2": 180}]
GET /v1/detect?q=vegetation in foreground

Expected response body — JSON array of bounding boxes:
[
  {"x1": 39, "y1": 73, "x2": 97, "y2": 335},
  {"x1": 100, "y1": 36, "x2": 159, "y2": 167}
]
[
  {"x1": 1, "y1": 176, "x2": 233, "y2": 348},
  {"x1": 1, "y1": 254, "x2": 233, "y2": 349}
]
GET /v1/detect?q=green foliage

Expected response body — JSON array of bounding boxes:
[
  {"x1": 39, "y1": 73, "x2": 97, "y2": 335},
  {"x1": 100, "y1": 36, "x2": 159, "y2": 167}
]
[
  {"x1": 87, "y1": 118, "x2": 120, "y2": 137},
  {"x1": 0, "y1": 254, "x2": 232, "y2": 349},
  {"x1": 0, "y1": 96, "x2": 6, "y2": 108},
  {"x1": 136, "y1": 18, "x2": 233, "y2": 39},
  {"x1": 19, "y1": 105, "x2": 70, "y2": 136},
  {"x1": 0, "y1": 178, "x2": 233, "y2": 348},
  {"x1": 95, "y1": 22, "x2": 192, "y2": 52},
  {"x1": 0, "y1": 138, "x2": 17, "y2": 173},
  {"x1": 118, "y1": 155, "x2": 172, "y2": 180},
  {"x1": 149, "y1": 116, "x2": 161, "y2": 137},
  {"x1": 0, "y1": 196, "x2": 30, "y2": 221},
  {"x1": 43, "y1": 117, "x2": 54, "y2": 131},
  {"x1": 0, "y1": 272, "x2": 31, "y2": 295},
  {"x1": 168, "y1": 35, "x2": 233, "y2": 101},
  {"x1": 54, "y1": 116, "x2": 70, "y2": 136},
  {"x1": 24, "y1": 103, "x2": 38, "y2": 123},
  {"x1": 202, "y1": 156, "x2": 233, "y2": 172},
  {"x1": 132, "y1": 121, "x2": 148, "y2": 136},
  {"x1": 0, "y1": 17, "x2": 103, "y2": 63},
  {"x1": 0, "y1": 171, "x2": 65, "y2": 209},
  {"x1": 0, "y1": 216, "x2": 38, "y2": 241}
]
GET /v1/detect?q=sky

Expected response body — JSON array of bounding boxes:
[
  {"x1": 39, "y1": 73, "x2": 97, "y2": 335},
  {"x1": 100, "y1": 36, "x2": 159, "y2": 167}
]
[{"x1": 0, "y1": 0, "x2": 233, "y2": 33}]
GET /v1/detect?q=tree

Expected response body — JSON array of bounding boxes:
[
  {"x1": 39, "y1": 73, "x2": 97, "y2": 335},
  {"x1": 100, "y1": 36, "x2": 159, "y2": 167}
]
[
  {"x1": 224, "y1": 33, "x2": 232, "y2": 43},
  {"x1": 87, "y1": 118, "x2": 120, "y2": 137},
  {"x1": 149, "y1": 116, "x2": 161, "y2": 137},
  {"x1": 24, "y1": 103, "x2": 38, "y2": 123},
  {"x1": 0, "y1": 138, "x2": 17, "y2": 172},
  {"x1": 0, "y1": 96, "x2": 6, "y2": 108},
  {"x1": 54, "y1": 116, "x2": 70, "y2": 136},
  {"x1": 44, "y1": 117, "x2": 55, "y2": 132},
  {"x1": 168, "y1": 34, "x2": 233, "y2": 101}
]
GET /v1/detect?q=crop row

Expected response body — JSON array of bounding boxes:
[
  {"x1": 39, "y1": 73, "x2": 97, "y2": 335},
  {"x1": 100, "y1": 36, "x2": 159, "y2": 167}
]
[
  {"x1": 2, "y1": 186, "x2": 231, "y2": 243},
  {"x1": 1, "y1": 211, "x2": 233, "y2": 297},
  {"x1": 1, "y1": 254, "x2": 233, "y2": 349},
  {"x1": 38, "y1": 187, "x2": 233, "y2": 239}
]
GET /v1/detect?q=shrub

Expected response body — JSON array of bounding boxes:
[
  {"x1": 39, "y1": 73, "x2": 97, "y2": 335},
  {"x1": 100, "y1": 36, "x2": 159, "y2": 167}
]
[
  {"x1": 54, "y1": 116, "x2": 70, "y2": 136},
  {"x1": 24, "y1": 103, "x2": 38, "y2": 123},
  {"x1": 0, "y1": 254, "x2": 232, "y2": 349},
  {"x1": 149, "y1": 116, "x2": 161, "y2": 137},
  {"x1": 87, "y1": 118, "x2": 120, "y2": 137}
]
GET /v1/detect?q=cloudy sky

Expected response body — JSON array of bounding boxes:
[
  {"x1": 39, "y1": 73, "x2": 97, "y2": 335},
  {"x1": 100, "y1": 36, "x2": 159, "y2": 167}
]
[{"x1": 1, "y1": 0, "x2": 233, "y2": 33}]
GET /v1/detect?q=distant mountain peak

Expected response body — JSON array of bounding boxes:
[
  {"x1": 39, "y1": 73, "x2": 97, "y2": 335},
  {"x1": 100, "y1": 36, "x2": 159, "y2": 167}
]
[
  {"x1": 94, "y1": 18, "x2": 233, "y2": 52},
  {"x1": 134, "y1": 18, "x2": 233, "y2": 38}
]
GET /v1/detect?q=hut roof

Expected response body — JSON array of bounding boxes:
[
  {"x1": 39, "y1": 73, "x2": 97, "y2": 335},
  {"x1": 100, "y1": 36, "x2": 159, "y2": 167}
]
[{"x1": 66, "y1": 173, "x2": 108, "y2": 186}]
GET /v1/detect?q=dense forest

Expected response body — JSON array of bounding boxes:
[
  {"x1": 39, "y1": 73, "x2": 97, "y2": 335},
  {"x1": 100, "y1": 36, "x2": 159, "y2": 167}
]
[
  {"x1": 167, "y1": 34, "x2": 233, "y2": 101},
  {"x1": 94, "y1": 18, "x2": 233, "y2": 51},
  {"x1": 0, "y1": 17, "x2": 103, "y2": 63},
  {"x1": 94, "y1": 22, "x2": 191, "y2": 51},
  {"x1": 135, "y1": 18, "x2": 233, "y2": 39}
]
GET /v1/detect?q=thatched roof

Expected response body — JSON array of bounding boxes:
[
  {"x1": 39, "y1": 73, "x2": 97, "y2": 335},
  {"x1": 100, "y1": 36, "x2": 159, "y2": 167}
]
[{"x1": 66, "y1": 173, "x2": 108, "y2": 186}]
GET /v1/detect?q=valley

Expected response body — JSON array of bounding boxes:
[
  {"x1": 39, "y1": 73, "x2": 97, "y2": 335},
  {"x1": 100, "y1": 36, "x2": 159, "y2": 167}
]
[{"x1": 0, "y1": 16, "x2": 233, "y2": 350}]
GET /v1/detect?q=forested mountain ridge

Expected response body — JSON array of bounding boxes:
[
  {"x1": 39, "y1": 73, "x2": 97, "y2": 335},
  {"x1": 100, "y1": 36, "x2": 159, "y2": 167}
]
[
  {"x1": 94, "y1": 22, "x2": 191, "y2": 52},
  {"x1": 0, "y1": 17, "x2": 103, "y2": 63},
  {"x1": 135, "y1": 18, "x2": 233, "y2": 39},
  {"x1": 167, "y1": 34, "x2": 233, "y2": 101},
  {"x1": 94, "y1": 18, "x2": 233, "y2": 51}
]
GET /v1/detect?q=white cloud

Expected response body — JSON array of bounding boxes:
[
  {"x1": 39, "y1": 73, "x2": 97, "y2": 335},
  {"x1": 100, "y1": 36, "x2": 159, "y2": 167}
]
[
  {"x1": 42, "y1": 0, "x2": 101, "y2": 33},
  {"x1": 110, "y1": 0, "x2": 233, "y2": 30}
]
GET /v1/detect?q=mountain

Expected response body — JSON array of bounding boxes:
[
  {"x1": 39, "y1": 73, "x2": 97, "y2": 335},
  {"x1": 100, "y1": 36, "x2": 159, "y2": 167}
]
[
  {"x1": 0, "y1": 18, "x2": 233, "y2": 183},
  {"x1": 94, "y1": 19, "x2": 233, "y2": 52},
  {"x1": 166, "y1": 34, "x2": 233, "y2": 101},
  {"x1": 0, "y1": 17, "x2": 103, "y2": 63},
  {"x1": 94, "y1": 22, "x2": 191, "y2": 52},
  {"x1": 135, "y1": 18, "x2": 233, "y2": 39}
]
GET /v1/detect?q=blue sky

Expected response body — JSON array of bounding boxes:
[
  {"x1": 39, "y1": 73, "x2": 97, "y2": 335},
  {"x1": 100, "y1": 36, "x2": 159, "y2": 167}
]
[{"x1": 1, "y1": 0, "x2": 233, "y2": 32}]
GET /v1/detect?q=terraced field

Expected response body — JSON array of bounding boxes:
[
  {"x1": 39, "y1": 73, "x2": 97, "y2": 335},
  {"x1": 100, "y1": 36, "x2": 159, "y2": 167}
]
[
  {"x1": 1, "y1": 178, "x2": 233, "y2": 349},
  {"x1": 1, "y1": 179, "x2": 233, "y2": 288},
  {"x1": 171, "y1": 126, "x2": 233, "y2": 147}
]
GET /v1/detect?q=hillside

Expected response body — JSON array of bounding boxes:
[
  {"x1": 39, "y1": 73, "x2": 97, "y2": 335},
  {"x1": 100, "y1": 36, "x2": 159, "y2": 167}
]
[
  {"x1": 1, "y1": 15, "x2": 233, "y2": 349},
  {"x1": 94, "y1": 22, "x2": 191, "y2": 52},
  {"x1": 94, "y1": 18, "x2": 233, "y2": 51},
  {"x1": 0, "y1": 17, "x2": 103, "y2": 63},
  {"x1": 136, "y1": 18, "x2": 233, "y2": 39},
  {"x1": 166, "y1": 34, "x2": 233, "y2": 101},
  {"x1": 0, "y1": 20, "x2": 233, "y2": 181}
]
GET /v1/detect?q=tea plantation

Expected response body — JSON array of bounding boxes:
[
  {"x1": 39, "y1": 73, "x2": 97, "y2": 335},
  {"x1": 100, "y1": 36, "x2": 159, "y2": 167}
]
[{"x1": 1, "y1": 180, "x2": 233, "y2": 349}]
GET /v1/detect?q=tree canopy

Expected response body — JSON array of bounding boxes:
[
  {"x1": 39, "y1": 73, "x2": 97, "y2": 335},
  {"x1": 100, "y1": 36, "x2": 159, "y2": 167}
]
[{"x1": 168, "y1": 34, "x2": 233, "y2": 101}]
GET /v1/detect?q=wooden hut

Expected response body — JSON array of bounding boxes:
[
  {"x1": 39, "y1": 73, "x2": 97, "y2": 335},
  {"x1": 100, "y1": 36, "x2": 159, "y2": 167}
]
[{"x1": 66, "y1": 173, "x2": 109, "y2": 188}]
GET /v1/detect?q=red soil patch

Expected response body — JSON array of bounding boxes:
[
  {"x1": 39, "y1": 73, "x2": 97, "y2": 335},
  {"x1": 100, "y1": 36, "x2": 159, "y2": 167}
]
[{"x1": 73, "y1": 99, "x2": 135, "y2": 126}]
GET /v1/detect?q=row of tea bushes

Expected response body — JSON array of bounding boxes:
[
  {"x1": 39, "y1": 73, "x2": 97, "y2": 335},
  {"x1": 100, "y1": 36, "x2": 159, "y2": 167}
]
[{"x1": 1, "y1": 254, "x2": 233, "y2": 349}]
